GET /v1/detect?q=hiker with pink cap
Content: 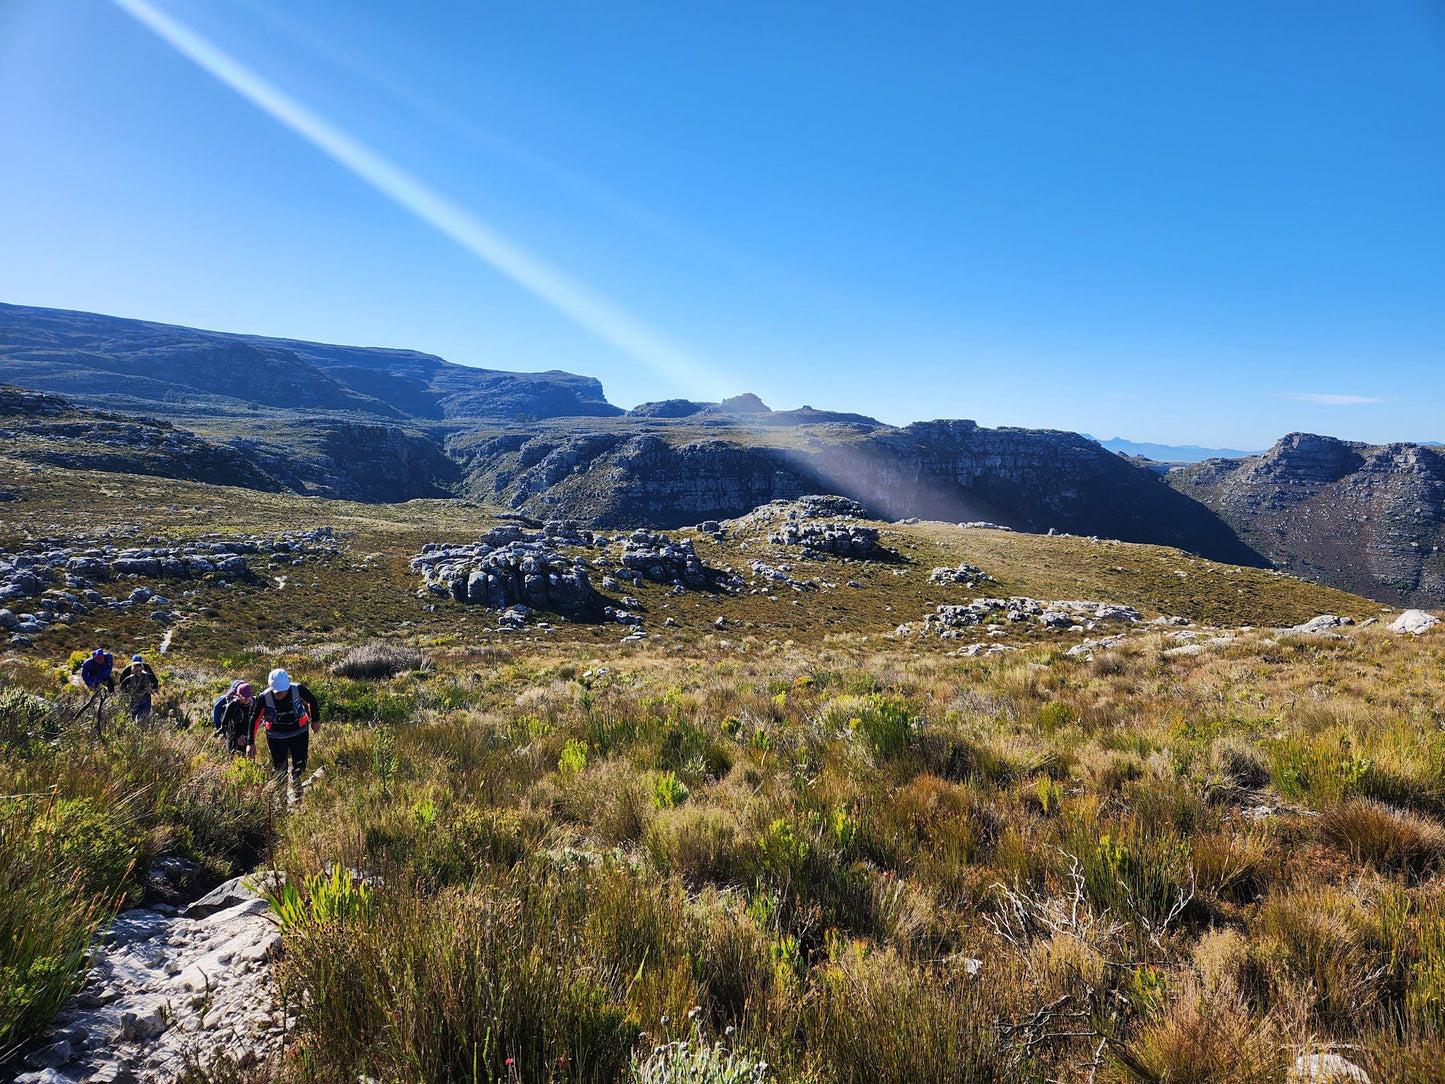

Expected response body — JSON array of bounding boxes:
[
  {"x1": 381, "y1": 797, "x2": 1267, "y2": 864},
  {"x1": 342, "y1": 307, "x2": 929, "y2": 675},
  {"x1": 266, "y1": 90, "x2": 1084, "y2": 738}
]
[{"x1": 216, "y1": 680, "x2": 257, "y2": 755}]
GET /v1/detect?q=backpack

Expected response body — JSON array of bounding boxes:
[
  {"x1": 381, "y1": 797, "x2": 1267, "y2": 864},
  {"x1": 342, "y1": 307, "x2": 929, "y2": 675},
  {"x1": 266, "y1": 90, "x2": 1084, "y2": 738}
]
[{"x1": 260, "y1": 688, "x2": 311, "y2": 734}]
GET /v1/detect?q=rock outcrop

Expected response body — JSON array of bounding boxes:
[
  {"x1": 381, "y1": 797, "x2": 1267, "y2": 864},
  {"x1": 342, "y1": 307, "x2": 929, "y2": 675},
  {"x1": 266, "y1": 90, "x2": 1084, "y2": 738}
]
[
  {"x1": 620, "y1": 530, "x2": 710, "y2": 586},
  {"x1": 0, "y1": 529, "x2": 338, "y2": 644},
  {"x1": 898, "y1": 597, "x2": 1143, "y2": 639},
  {"x1": 413, "y1": 538, "x2": 598, "y2": 616},
  {"x1": 929, "y1": 564, "x2": 993, "y2": 587},
  {"x1": 768, "y1": 520, "x2": 880, "y2": 558},
  {"x1": 14, "y1": 878, "x2": 284, "y2": 1084},
  {"x1": 1169, "y1": 434, "x2": 1445, "y2": 606}
]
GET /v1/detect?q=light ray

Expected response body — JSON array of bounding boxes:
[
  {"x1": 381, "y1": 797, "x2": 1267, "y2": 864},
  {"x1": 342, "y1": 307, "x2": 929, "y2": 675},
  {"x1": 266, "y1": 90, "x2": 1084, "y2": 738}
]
[{"x1": 108, "y1": 0, "x2": 729, "y2": 399}]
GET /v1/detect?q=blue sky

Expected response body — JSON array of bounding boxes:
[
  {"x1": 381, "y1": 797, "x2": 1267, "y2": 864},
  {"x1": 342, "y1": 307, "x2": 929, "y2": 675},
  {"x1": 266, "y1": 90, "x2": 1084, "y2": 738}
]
[{"x1": 0, "y1": 0, "x2": 1441, "y2": 446}]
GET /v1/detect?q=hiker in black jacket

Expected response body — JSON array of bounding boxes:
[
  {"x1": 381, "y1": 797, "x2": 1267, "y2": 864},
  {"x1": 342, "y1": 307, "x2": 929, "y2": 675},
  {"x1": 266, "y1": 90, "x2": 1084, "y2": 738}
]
[
  {"x1": 217, "y1": 681, "x2": 256, "y2": 755},
  {"x1": 117, "y1": 655, "x2": 159, "y2": 722},
  {"x1": 249, "y1": 668, "x2": 320, "y2": 781}
]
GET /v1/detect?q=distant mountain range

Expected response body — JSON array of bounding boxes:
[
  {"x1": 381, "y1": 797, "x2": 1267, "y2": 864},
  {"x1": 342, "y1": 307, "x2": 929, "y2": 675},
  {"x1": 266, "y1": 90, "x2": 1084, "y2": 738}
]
[
  {"x1": 1089, "y1": 436, "x2": 1259, "y2": 462},
  {"x1": 2, "y1": 301, "x2": 1442, "y2": 605}
]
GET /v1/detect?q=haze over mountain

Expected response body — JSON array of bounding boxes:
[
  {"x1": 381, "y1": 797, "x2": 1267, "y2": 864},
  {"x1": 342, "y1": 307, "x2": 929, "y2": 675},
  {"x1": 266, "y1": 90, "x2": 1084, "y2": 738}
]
[{"x1": 1090, "y1": 436, "x2": 1259, "y2": 463}]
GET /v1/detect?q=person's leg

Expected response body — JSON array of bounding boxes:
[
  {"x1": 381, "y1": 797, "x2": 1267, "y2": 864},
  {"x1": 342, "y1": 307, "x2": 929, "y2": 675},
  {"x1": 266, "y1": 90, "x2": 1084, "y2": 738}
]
[
  {"x1": 291, "y1": 730, "x2": 310, "y2": 776},
  {"x1": 266, "y1": 733, "x2": 289, "y2": 779}
]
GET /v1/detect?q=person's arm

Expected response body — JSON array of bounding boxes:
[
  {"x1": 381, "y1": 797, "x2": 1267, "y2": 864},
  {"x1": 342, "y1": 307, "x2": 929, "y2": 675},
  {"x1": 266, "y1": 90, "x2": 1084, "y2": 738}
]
[
  {"x1": 300, "y1": 684, "x2": 321, "y2": 732},
  {"x1": 249, "y1": 700, "x2": 265, "y2": 754}
]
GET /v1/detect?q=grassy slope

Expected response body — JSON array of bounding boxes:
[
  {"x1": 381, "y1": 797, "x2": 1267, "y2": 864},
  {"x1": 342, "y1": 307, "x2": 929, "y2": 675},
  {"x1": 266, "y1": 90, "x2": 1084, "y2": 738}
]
[
  {"x1": 11, "y1": 458, "x2": 1445, "y2": 1083},
  {"x1": 0, "y1": 457, "x2": 1373, "y2": 669}
]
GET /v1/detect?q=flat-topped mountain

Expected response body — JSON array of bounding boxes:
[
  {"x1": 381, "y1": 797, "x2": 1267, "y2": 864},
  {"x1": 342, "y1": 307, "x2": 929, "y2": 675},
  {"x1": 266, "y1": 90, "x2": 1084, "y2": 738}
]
[
  {"x1": 0, "y1": 302, "x2": 620, "y2": 422},
  {"x1": 1168, "y1": 432, "x2": 1445, "y2": 605}
]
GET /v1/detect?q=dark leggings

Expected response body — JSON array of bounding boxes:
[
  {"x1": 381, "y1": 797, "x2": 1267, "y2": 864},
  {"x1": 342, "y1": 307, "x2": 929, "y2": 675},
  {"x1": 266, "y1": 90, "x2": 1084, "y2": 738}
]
[{"x1": 266, "y1": 729, "x2": 309, "y2": 779}]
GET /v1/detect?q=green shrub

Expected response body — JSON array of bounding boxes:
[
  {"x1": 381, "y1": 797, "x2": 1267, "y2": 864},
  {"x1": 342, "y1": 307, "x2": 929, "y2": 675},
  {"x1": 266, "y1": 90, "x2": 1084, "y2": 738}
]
[
  {"x1": 652, "y1": 771, "x2": 690, "y2": 810},
  {"x1": 0, "y1": 687, "x2": 51, "y2": 749},
  {"x1": 850, "y1": 696, "x2": 918, "y2": 760},
  {"x1": 0, "y1": 802, "x2": 115, "y2": 1056},
  {"x1": 559, "y1": 739, "x2": 589, "y2": 776},
  {"x1": 267, "y1": 866, "x2": 374, "y2": 931},
  {"x1": 37, "y1": 797, "x2": 143, "y2": 903}
]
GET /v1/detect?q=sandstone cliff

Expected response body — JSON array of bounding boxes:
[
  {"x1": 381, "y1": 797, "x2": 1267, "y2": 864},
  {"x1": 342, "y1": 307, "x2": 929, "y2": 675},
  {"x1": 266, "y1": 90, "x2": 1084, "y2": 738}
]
[
  {"x1": 1167, "y1": 433, "x2": 1445, "y2": 605},
  {"x1": 452, "y1": 420, "x2": 1265, "y2": 566}
]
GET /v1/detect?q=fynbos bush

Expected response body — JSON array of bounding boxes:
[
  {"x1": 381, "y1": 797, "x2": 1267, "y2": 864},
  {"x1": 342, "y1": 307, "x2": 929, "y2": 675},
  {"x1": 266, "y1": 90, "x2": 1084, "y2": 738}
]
[{"x1": 330, "y1": 642, "x2": 432, "y2": 680}]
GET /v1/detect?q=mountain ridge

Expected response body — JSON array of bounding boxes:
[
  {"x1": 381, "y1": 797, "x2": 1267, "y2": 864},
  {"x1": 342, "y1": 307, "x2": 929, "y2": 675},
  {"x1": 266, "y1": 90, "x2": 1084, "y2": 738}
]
[
  {"x1": 1167, "y1": 432, "x2": 1445, "y2": 606},
  {"x1": 9, "y1": 301, "x2": 1444, "y2": 602}
]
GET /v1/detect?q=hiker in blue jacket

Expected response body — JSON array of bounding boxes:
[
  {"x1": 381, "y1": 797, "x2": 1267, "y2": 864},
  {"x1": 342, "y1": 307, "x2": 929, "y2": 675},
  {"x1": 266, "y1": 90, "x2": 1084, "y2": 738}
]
[{"x1": 80, "y1": 648, "x2": 115, "y2": 692}]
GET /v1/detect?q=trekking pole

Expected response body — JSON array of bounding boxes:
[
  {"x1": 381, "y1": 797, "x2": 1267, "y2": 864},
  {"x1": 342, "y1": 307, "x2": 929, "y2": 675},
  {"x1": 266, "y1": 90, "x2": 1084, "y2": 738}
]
[
  {"x1": 92, "y1": 689, "x2": 110, "y2": 743},
  {"x1": 66, "y1": 687, "x2": 101, "y2": 724}
]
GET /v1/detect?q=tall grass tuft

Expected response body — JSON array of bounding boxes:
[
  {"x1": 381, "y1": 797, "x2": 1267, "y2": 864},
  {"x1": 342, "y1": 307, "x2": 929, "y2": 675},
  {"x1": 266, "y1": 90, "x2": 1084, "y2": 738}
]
[
  {"x1": 330, "y1": 642, "x2": 433, "y2": 680},
  {"x1": 1321, "y1": 799, "x2": 1445, "y2": 878}
]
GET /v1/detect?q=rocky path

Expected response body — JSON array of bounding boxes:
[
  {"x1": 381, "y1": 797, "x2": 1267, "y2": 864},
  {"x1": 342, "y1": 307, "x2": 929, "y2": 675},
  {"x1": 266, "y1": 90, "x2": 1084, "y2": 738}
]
[{"x1": 13, "y1": 879, "x2": 287, "y2": 1084}]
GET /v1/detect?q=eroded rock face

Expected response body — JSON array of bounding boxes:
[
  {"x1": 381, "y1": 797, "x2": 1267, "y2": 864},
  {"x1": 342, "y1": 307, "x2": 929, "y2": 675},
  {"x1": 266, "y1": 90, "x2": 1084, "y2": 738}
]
[
  {"x1": 14, "y1": 878, "x2": 284, "y2": 1084},
  {"x1": 1170, "y1": 435, "x2": 1445, "y2": 606},
  {"x1": 0, "y1": 384, "x2": 284, "y2": 492},
  {"x1": 455, "y1": 422, "x2": 1263, "y2": 567}
]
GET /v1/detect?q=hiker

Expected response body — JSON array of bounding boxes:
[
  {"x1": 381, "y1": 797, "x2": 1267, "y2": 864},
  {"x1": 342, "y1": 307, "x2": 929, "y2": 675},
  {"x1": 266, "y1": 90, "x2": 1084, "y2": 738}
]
[
  {"x1": 212, "y1": 679, "x2": 242, "y2": 735},
  {"x1": 249, "y1": 668, "x2": 320, "y2": 782},
  {"x1": 217, "y1": 681, "x2": 256, "y2": 755},
  {"x1": 80, "y1": 648, "x2": 115, "y2": 692},
  {"x1": 118, "y1": 654, "x2": 159, "y2": 722}
]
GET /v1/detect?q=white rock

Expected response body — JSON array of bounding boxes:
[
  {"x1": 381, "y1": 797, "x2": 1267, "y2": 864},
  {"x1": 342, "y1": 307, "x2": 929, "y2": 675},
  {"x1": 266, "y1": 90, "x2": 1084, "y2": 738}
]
[
  {"x1": 1390, "y1": 609, "x2": 1440, "y2": 635},
  {"x1": 1289, "y1": 614, "x2": 1354, "y2": 635},
  {"x1": 1289, "y1": 1053, "x2": 1370, "y2": 1084}
]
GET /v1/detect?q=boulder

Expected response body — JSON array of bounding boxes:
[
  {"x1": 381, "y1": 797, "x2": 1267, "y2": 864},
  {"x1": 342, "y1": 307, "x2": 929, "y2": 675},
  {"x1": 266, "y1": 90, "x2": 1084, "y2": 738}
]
[
  {"x1": 1288, "y1": 615, "x2": 1355, "y2": 635},
  {"x1": 183, "y1": 876, "x2": 261, "y2": 919},
  {"x1": 1391, "y1": 609, "x2": 1440, "y2": 635}
]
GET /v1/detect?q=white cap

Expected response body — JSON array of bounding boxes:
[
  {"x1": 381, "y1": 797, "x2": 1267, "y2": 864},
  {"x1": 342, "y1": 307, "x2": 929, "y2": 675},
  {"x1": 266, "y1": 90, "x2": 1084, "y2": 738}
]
[{"x1": 268, "y1": 668, "x2": 291, "y2": 692}]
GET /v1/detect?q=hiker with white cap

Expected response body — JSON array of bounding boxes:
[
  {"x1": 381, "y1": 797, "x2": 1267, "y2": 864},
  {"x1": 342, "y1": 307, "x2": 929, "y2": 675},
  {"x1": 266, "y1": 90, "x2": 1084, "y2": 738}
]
[{"x1": 248, "y1": 668, "x2": 321, "y2": 782}]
